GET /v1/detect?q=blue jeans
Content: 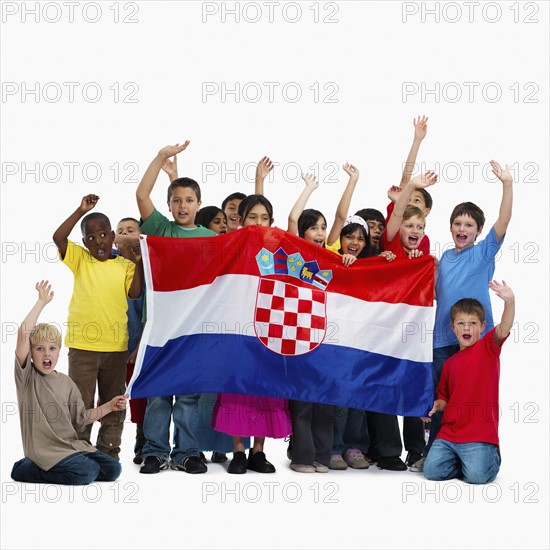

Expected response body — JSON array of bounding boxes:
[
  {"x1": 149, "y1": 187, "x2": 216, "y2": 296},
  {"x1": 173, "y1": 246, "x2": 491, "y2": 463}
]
[
  {"x1": 142, "y1": 394, "x2": 200, "y2": 463},
  {"x1": 425, "y1": 345, "x2": 460, "y2": 454},
  {"x1": 424, "y1": 439, "x2": 501, "y2": 484},
  {"x1": 332, "y1": 407, "x2": 370, "y2": 454},
  {"x1": 11, "y1": 451, "x2": 121, "y2": 485}
]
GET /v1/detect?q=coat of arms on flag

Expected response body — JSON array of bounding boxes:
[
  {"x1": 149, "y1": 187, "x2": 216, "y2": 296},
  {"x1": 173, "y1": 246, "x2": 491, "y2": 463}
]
[{"x1": 254, "y1": 247, "x2": 333, "y2": 356}]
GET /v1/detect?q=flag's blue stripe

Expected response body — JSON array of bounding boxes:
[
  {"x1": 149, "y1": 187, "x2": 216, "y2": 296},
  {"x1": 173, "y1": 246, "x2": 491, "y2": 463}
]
[{"x1": 131, "y1": 334, "x2": 434, "y2": 416}]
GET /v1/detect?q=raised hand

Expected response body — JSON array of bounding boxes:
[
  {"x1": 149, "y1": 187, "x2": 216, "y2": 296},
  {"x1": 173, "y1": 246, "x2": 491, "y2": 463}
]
[
  {"x1": 343, "y1": 162, "x2": 359, "y2": 180},
  {"x1": 79, "y1": 194, "x2": 99, "y2": 213},
  {"x1": 489, "y1": 160, "x2": 512, "y2": 185},
  {"x1": 413, "y1": 115, "x2": 428, "y2": 140},
  {"x1": 301, "y1": 172, "x2": 319, "y2": 190},
  {"x1": 256, "y1": 156, "x2": 274, "y2": 181},
  {"x1": 158, "y1": 141, "x2": 190, "y2": 161},
  {"x1": 387, "y1": 185, "x2": 402, "y2": 203},
  {"x1": 161, "y1": 154, "x2": 178, "y2": 181},
  {"x1": 36, "y1": 280, "x2": 54, "y2": 304},
  {"x1": 489, "y1": 280, "x2": 514, "y2": 303},
  {"x1": 411, "y1": 171, "x2": 438, "y2": 189}
]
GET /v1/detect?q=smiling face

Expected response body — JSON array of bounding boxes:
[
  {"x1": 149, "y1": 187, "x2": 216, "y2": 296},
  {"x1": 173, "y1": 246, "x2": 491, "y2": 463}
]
[
  {"x1": 224, "y1": 199, "x2": 242, "y2": 232},
  {"x1": 82, "y1": 218, "x2": 115, "y2": 261},
  {"x1": 341, "y1": 228, "x2": 367, "y2": 257},
  {"x1": 303, "y1": 216, "x2": 327, "y2": 247},
  {"x1": 451, "y1": 214, "x2": 482, "y2": 251},
  {"x1": 31, "y1": 340, "x2": 60, "y2": 375},
  {"x1": 241, "y1": 203, "x2": 271, "y2": 227},
  {"x1": 399, "y1": 215, "x2": 425, "y2": 252},
  {"x1": 451, "y1": 313, "x2": 486, "y2": 350},
  {"x1": 168, "y1": 186, "x2": 201, "y2": 227}
]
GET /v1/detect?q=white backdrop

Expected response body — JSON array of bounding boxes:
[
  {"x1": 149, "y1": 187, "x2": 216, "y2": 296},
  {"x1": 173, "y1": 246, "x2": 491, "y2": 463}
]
[{"x1": 1, "y1": 1, "x2": 548, "y2": 549}]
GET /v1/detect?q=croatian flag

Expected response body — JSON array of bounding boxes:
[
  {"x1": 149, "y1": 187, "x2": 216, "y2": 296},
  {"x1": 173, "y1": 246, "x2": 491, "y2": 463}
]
[{"x1": 128, "y1": 226, "x2": 434, "y2": 416}]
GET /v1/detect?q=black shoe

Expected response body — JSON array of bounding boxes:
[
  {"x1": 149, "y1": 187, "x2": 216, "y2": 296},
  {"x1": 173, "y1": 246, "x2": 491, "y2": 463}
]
[
  {"x1": 170, "y1": 456, "x2": 207, "y2": 474},
  {"x1": 139, "y1": 456, "x2": 169, "y2": 474},
  {"x1": 133, "y1": 453, "x2": 143, "y2": 465},
  {"x1": 228, "y1": 451, "x2": 248, "y2": 474},
  {"x1": 247, "y1": 451, "x2": 276, "y2": 473},
  {"x1": 285, "y1": 436, "x2": 292, "y2": 460},
  {"x1": 406, "y1": 450, "x2": 423, "y2": 467},
  {"x1": 211, "y1": 452, "x2": 228, "y2": 463},
  {"x1": 377, "y1": 456, "x2": 408, "y2": 471},
  {"x1": 199, "y1": 452, "x2": 207, "y2": 464}
]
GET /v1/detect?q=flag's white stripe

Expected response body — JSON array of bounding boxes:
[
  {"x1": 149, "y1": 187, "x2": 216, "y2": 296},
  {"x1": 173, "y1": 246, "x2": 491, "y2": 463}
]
[{"x1": 145, "y1": 273, "x2": 434, "y2": 363}]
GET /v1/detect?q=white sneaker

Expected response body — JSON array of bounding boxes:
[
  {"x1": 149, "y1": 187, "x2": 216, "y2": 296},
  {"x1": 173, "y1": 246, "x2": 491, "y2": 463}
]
[{"x1": 409, "y1": 456, "x2": 425, "y2": 472}]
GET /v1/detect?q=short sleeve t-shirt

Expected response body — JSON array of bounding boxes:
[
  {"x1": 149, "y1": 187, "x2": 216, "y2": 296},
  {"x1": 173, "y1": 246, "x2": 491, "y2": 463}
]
[
  {"x1": 437, "y1": 329, "x2": 506, "y2": 446},
  {"x1": 61, "y1": 241, "x2": 135, "y2": 351},
  {"x1": 434, "y1": 226, "x2": 504, "y2": 348},
  {"x1": 140, "y1": 209, "x2": 216, "y2": 238},
  {"x1": 15, "y1": 354, "x2": 95, "y2": 471}
]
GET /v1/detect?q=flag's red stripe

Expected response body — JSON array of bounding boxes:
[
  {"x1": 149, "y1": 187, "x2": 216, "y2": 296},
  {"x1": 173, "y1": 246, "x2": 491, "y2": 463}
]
[{"x1": 146, "y1": 226, "x2": 433, "y2": 306}]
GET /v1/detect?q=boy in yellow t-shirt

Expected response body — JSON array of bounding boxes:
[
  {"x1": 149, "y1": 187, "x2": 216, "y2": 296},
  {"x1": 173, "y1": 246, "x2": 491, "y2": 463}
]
[{"x1": 53, "y1": 194, "x2": 143, "y2": 460}]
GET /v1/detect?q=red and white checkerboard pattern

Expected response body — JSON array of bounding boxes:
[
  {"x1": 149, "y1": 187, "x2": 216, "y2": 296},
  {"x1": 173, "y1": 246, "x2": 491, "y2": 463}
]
[{"x1": 254, "y1": 278, "x2": 327, "y2": 356}]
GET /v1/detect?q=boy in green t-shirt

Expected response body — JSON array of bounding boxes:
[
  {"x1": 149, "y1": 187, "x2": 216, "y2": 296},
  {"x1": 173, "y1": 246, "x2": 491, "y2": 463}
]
[{"x1": 136, "y1": 141, "x2": 216, "y2": 475}]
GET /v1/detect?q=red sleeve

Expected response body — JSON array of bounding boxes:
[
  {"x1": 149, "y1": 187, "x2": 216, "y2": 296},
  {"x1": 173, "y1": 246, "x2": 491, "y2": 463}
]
[
  {"x1": 436, "y1": 363, "x2": 450, "y2": 403},
  {"x1": 420, "y1": 234, "x2": 430, "y2": 255}
]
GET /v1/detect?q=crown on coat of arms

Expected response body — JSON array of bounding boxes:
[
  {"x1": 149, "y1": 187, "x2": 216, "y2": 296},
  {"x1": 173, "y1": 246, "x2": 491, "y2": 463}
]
[{"x1": 256, "y1": 247, "x2": 333, "y2": 290}]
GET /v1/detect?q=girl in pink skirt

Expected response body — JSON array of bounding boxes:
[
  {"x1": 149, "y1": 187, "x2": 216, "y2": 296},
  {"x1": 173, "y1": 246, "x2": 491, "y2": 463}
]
[{"x1": 212, "y1": 194, "x2": 291, "y2": 474}]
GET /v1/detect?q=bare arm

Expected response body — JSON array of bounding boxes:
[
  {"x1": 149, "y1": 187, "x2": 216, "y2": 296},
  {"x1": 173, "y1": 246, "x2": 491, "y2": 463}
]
[
  {"x1": 52, "y1": 194, "x2": 99, "y2": 259},
  {"x1": 421, "y1": 399, "x2": 447, "y2": 423},
  {"x1": 385, "y1": 172, "x2": 437, "y2": 242},
  {"x1": 490, "y1": 160, "x2": 513, "y2": 243},
  {"x1": 400, "y1": 115, "x2": 428, "y2": 188},
  {"x1": 287, "y1": 172, "x2": 319, "y2": 234},
  {"x1": 327, "y1": 163, "x2": 359, "y2": 246},
  {"x1": 136, "y1": 141, "x2": 190, "y2": 222},
  {"x1": 254, "y1": 156, "x2": 274, "y2": 195},
  {"x1": 16, "y1": 281, "x2": 54, "y2": 366},
  {"x1": 85, "y1": 395, "x2": 128, "y2": 424},
  {"x1": 489, "y1": 280, "x2": 516, "y2": 347}
]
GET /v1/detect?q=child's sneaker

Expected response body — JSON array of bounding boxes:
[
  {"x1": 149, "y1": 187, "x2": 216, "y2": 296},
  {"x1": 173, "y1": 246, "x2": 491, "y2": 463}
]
[
  {"x1": 290, "y1": 463, "x2": 316, "y2": 473},
  {"x1": 406, "y1": 450, "x2": 423, "y2": 467},
  {"x1": 409, "y1": 456, "x2": 425, "y2": 472},
  {"x1": 170, "y1": 456, "x2": 207, "y2": 474},
  {"x1": 139, "y1": 456, "x2": 169, "y2": 474},
  {"x1": 343, "y1": 448, "x2": 370, "y2": 469},
  {"x1": 329, "y1": 453, "x2": 348, "y2": 470},
  {"x1": 313, "y1": 461, "x2": 329, "y2": 473},
  {"x1": 211, "y1": 452, "x2": 228, "y2": 463}
]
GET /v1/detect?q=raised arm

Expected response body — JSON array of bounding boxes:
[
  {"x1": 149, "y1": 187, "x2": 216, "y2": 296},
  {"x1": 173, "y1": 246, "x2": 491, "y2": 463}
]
[
  {"x1": 287, "y1": 172, "x2": 319, "y2": 234},
  {"x1": 52, "y1": 194, "x2": 99, "y2": 259},
  {"x1": 490, "y1": 160, "x2": 513, "y2": 243},
  {"x1": 400, "y1": 115, "x2": 428, "y2": 188},
  {"x1": 327, "y1": 163, "x2": 359, "y2": 246},
  {"x1": 385, "y1": 172, "x2": 437, "y2": 242},
  {"x1": 127, "y1": 241, "x2": 144, "y2": 300},
  {"x1": 489, "y1": 280, "x2": 516, "y2": 347},
  {"x1": 136, "y1": 141, "x2": 190, "y2": 222},
  {"x1": 16, "y1": 281, "x2": 54, "y2": 366},
  {"x1": 254, "y1": 156, "x2": 274, "y2": 195}
]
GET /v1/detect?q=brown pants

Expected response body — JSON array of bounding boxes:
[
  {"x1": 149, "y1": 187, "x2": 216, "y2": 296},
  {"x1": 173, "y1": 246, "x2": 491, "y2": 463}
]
[{"x1": 68, "y1": 348, "x2": 127, "y2": 459}]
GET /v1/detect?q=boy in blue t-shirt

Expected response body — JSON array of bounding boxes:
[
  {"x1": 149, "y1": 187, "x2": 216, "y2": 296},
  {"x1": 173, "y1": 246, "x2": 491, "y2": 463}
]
[{"x1": 421, "y1": 160, "x2": 513, "y2": 466}]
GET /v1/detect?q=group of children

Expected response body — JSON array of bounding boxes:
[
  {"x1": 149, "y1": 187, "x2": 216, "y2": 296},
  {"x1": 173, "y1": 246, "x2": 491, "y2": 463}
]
[{"x1": 12, "y1": 116, "x2": 515, "y2": 486}]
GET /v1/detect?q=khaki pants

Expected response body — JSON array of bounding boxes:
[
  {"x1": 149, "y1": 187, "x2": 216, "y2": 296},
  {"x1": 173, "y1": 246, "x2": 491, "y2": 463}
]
[{"x1": 68, "y1": 348, "x2": 127, "y2": 459}]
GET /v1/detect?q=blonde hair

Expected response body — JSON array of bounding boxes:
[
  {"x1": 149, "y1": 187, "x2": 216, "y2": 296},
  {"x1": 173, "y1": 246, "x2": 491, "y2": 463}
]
[
  {"x1": 30, "y1": 323, "x2": 62, "y2": 347},
  {"x1": 403, "y1": 205, "x2": 426, "y2": 223}
]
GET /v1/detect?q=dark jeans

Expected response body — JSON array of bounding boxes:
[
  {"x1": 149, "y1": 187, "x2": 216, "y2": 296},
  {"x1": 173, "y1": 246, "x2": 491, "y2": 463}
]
[
  {"x1": 11, "y1": 451, "x2": 121, "y2": 485},
  {"x1": 290, "y1": 401, "x2": 335, "y2": 467},
  {"x1": 426, "y1": 344, "x2": 460, "y2": 454},
  {"x1": 332, "y1": 407, "x2": 370, "y2": 455},
  {"x1": 366, "y1": 413, "x2": 425, "y2": 458}
]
